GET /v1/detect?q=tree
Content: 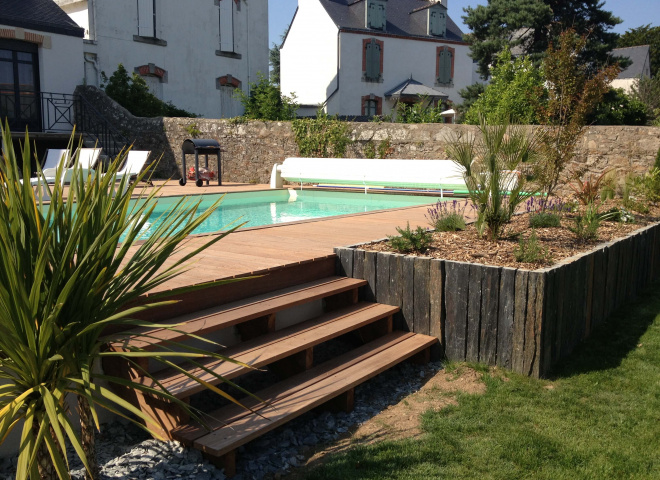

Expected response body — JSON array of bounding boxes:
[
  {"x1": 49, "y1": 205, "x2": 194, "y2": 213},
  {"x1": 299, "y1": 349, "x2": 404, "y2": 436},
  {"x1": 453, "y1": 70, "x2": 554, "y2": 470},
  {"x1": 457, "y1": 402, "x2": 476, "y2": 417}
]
[
  {"x1": 235, "y1": 73, "x2": 298, "y2": 120},
  {"x1": 0, "y1": 126, "x2": 245, "y2": 479},
  {"x1": 457, "y1": 82, "x2": 486, "y2": 117},
  {"x1": 631, "y1": 74, "x2": 660, "y2": 125},
  {"x1": 269, "y1": 42, "x2": 281, "y2": 85},
  {"x1": 463, "y1": 48, "x2": 544, "y2": 125},
  {"x1": 588, "y1": 88, "x2": 648, "y2": 125},
  {"x1": 464, "y1": 0, "x2": 622, "y2": 79},
  {"x1": 102, "y1": 64, "x2": 196, "y2": 117},
  {"x1": 536, "y1": 30, "x2": 620, "y2": 201},
  {"x1": 617, "y1": 24, "x2": 660, "y2": 78},
  {"x1": 269, "y1": 23, "x2": 290, "y2": 85}
]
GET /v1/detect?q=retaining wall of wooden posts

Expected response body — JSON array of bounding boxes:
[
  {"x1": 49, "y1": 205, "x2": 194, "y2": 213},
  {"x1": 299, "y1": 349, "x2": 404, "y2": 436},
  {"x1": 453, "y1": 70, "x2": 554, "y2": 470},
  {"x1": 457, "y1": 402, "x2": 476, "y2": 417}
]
[{"x1": 334, "y1": 221, "x2": 660, "y2": 378}]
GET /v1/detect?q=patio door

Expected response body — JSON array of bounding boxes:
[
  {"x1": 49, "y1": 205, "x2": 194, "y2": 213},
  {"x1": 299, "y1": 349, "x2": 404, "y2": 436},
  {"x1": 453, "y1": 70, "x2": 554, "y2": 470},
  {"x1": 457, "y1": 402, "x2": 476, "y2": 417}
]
[{"x1": 0, "y1": 40, "x2": 41, "y2": 132}]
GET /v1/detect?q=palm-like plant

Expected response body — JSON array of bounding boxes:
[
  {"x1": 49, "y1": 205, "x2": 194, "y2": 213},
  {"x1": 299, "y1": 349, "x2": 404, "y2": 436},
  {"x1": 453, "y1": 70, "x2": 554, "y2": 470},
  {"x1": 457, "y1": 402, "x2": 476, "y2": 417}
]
[
  {"x1": 0, "y1": 124, "x2": 246, "y2": 479},
  {"x1": 447, "y1": 117, "x2": 542, "y2": 240}
]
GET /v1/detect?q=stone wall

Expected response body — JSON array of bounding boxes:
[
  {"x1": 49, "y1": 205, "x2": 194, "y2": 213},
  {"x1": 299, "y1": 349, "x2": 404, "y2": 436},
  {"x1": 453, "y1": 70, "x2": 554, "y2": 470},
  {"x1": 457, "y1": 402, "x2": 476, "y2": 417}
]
[
  {"x1": 78, "y1": 88, "x2": 660, "y2": 194},
  {"x1": 161, "y1": 120, "x2": 660, "y2": 196}
]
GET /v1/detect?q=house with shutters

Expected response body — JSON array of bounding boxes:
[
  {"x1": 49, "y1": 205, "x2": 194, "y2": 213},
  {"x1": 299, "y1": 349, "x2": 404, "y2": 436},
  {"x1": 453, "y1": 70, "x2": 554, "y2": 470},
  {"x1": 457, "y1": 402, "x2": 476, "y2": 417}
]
[
  {"x1": 54, "y1": 0, "x2": 268, "y2": 118},
  {"x1": 280, "y1": 0, "x2": 472, "y2": 119},
  {"x1": 0, "y1": 0, "x2": 84, "y2": 133}
]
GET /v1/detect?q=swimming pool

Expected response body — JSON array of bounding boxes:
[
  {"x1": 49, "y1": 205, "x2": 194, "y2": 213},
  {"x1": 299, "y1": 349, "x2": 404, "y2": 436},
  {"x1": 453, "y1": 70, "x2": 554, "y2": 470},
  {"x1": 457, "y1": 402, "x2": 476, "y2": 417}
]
[{"x1": 132, "y1": 189, "x2": 444, "y2": 240}]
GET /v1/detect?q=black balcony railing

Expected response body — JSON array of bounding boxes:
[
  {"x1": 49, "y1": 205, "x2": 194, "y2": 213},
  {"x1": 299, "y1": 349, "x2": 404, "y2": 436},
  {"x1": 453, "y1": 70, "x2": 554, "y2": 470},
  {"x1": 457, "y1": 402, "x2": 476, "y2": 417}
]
[{"x1": 2, "y1": 92, "x2": 130, "y2": 157}]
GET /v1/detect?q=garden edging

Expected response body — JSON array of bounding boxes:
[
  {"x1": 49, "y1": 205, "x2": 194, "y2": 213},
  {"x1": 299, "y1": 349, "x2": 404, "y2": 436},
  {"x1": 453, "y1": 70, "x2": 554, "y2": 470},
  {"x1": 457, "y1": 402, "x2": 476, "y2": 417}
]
[{"x1": 335, "y1": 221, "x2": 660, "y2": 377}]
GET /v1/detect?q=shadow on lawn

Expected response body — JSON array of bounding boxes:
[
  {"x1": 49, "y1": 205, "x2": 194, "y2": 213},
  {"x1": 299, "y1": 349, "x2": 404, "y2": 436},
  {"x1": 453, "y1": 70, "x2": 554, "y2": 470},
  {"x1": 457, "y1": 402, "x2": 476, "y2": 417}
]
[{"x1": 549, "y1": 279, "x2": 660, "y2": 380}]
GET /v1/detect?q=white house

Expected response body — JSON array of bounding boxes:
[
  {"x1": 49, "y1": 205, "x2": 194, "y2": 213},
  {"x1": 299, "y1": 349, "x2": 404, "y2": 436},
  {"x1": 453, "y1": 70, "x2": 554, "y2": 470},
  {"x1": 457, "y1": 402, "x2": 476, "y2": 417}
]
[
  {"x1": 54, "y1": 0, "x2": 269, "y2": 118},
  {"x1": 611, "y1": 45, "x2": 651, "y2": 93},
  {"x1": 280, "y1": 0, "x2": 472, "y2": 119},
  {"x1": 0, "y1": 0, "x2": 84, "y2": 132}
]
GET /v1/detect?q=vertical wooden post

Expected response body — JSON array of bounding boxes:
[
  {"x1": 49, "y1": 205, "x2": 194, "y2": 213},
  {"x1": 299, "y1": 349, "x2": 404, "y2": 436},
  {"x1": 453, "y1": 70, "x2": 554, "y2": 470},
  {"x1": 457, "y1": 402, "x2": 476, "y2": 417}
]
[
  {"x1": 466, "y1": 264, "x2": 483, "y2": 362},
  {"x1": 479, "y1": 266, "x2": 500, "y2": 366},
  {"x1": 429, "y1": 259, "x2": 444, "y2": 346},
  {"x1": 512, "y1": 269, "x2": 528, "y2": 374},
  {"x1": 401, "y1": 256, "x2": 416, "y2": 333},
  {"x1": 414, "y1": 257, "x2": 430, "y2": 335},
  {"x1": 496, "y1": 267, "x2": 516, "y2": 369},
  {"x1": 444, "y1": 261, "x2": 469, "y2": 361}
]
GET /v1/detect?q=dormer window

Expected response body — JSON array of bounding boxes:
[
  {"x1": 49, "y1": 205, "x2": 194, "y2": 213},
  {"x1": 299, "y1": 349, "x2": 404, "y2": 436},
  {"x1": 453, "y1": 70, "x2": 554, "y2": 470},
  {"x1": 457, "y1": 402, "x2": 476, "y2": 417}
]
[
  {"x1": 428, "y1": 4, "x2": 447, "y2": 37},
  {"x1": 366, "y1": 0, "x2": 387, "y2": 30}
]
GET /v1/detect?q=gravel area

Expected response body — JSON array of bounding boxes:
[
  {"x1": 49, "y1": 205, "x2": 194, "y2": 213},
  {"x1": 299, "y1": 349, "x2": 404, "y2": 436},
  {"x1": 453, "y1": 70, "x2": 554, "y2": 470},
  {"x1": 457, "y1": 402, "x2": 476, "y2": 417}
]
[{"x1": 0, "y1": 337, "x2": 443, "y2": 480}]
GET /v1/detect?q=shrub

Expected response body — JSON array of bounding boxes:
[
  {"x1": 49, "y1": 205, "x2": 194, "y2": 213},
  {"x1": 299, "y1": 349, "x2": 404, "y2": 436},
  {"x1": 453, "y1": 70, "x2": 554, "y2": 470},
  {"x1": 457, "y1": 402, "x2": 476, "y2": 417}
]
[
  {"x1": 388, "y1": 223, "x2": 432, "y2": 253},
  {"x1": 569, "y1": 169, "x2": 614, "y2": 205},
  {"x1": 0, "y1": 124, "x2": 245, "y2": 478},
  {"x1": 463, "y1": 49, "x2": 544, "y2": 125},
  {"x1": 102, "y1": 64, "x2": 196, "y2": 117},
  {"x1": 235, "y1": 73, "x2": 297, "y2": 121},
  {"x1": 569, "y1": 204, "x2": 603, "y2": 241},
  {"x1": 529, "y1": 212, "x2": 561, "y2": 228},
  {"x1": 426, "y1": 199, "x2": 468, "y2": 232},
  {"x1": 447, "y1": 116, "x2": 542, "y2": 240},
  {"x1": 587, "y1": 88, "x2": 648, "y2": 125},
  {"x1": 514, "y1": 230, "x2": 552, "y2": 264},
  {"x1": 601, "y1": 207, "x2": 635, "y2": 223},
  {"x1": 292, "y1": 110, "x2": 352, "y2": 157}
]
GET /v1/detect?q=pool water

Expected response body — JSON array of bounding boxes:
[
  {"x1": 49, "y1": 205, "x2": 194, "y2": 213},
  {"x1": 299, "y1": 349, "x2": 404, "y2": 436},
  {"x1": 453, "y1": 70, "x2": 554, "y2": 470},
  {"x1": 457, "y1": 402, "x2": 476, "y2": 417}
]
[{"x1": 131, "y1": 190, "x2": 445, "y2": 240}]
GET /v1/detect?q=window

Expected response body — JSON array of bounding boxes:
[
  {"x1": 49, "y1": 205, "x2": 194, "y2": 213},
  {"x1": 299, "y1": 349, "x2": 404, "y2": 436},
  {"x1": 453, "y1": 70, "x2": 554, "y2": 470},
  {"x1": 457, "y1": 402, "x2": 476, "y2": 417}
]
[
  {"x1": 219, "y1": 0, "x2": 235, "y2": 53},
  {"x1": 428, "y1": 6, "x2": 447, "y2": 37},
  {"x1": 0, "y1": 39, "x2": 40, "y2": 132},
  {"x1": 363, "y1": 38, "x2": 383, "y2": 82},
  {"x1": 366, "y1": 0, "x2": 387, "y2": 30},
  {"x1": 361, "y1": 95, "x2": 382, "y2": 117},
  {"x1": 137, "y1": 0, "x2": 155, "y2": 37},
  {"x1": 436, "y1": 46, "x2": 454, "y2": 85},
  {"x1": 217, "y1": 75, "x2": 242, "y2": 118},
  {"x1": 135, "y1": 64, "x2": 167, "y2": 99}
]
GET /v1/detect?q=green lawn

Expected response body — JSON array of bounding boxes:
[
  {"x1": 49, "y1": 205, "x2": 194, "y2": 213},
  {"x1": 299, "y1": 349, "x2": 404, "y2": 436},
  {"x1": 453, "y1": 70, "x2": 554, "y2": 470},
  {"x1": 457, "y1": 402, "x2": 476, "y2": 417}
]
[{"x1": 305, "y1": 283, "x2": 660, "y2": 480}]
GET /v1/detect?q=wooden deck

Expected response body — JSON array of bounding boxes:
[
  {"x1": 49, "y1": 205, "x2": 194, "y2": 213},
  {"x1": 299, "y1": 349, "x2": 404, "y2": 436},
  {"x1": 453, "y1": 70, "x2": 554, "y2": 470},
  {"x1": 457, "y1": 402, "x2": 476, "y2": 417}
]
[{"x1": 126, "y1": 182, "x2": 451, "y2": 293}]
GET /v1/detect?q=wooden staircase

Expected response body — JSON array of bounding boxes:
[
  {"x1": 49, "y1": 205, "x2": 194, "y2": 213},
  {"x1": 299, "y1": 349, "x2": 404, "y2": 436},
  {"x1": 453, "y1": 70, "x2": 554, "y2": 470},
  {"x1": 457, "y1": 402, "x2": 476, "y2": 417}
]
[{"x1": 103, "y1": 260, "x2": 437, "y2": 477}]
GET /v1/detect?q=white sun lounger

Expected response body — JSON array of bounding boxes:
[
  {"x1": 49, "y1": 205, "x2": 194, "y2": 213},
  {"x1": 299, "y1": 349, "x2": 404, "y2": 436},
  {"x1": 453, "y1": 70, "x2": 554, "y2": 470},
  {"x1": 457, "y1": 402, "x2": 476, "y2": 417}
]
[
  {"x1": 115, "y1": 150, "x2": 150, "y2": 181},
  {"x1": 36, "y1": 148, "x2": 72, "y2": 182}
]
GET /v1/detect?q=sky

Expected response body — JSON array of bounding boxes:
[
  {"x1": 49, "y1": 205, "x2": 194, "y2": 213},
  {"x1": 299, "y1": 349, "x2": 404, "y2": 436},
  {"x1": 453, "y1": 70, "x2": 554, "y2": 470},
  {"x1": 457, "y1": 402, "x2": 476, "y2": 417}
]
[{"x1": 268, "y1": 0, "x2": 660, "y2": 48}]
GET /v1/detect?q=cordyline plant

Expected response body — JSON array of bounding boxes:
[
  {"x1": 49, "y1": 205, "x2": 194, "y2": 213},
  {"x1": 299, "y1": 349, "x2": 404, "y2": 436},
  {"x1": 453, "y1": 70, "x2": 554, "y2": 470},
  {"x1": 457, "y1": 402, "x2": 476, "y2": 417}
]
[
  {"x1": 536, "y1": 29, "x2": 620, "y2": 202},
  {"x1": 0, "y1": 124, "x2": 248, "y2": 480},
  {"x1": 447, "y1": 116, "x2": 542, "y2": 240}
]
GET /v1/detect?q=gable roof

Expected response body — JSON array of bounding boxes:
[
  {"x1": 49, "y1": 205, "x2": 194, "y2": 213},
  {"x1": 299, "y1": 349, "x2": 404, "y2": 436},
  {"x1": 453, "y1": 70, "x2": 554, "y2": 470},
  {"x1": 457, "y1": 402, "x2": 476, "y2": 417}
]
[
  {"x1": 385, "y1": 77, "x2": 448, "y2": 99},
  {"x1": 318, "y1": 0, "x2": 465, "y2": 43},
  {"x1": 612, "y1": 45, "x2": 651, "y2": 79},
  {"x1": 0, "y1": 0, "x2": 84, "y2": 38}
]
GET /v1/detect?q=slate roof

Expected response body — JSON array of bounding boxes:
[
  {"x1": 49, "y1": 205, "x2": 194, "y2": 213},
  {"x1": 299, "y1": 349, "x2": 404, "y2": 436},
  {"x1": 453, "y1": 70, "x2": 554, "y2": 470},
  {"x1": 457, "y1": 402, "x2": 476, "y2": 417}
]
[
  {"x1": 0, "y1": 0, "x2": 84, "y2": 38},
  {"x1": 318, "y1": 0, "x2": 465, "y2": 43},
  {"x1": 612, "y1": 45, "x2": 651, "y2": 79},
  {"x1": 384, "y1": 77, "x2": 448, "y2": 98}
]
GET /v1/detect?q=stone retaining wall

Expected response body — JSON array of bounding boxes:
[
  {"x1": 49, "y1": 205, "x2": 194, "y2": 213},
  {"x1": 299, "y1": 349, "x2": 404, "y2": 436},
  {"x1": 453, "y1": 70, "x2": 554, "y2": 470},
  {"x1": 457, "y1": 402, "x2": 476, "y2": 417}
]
[
  {"x1": 78, "y1": 87, "x2": 660, "y2": 195},
  {"x1": 335, "y1": 221, "x2": 660, "y2": 378}
]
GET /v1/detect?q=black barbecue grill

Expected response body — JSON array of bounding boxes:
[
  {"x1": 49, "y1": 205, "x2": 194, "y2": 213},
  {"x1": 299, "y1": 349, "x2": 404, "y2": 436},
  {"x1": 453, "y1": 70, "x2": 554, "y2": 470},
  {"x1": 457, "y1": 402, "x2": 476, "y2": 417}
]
[{"x1": 179, "y1": 138, "x2": 222, "y2": 187}]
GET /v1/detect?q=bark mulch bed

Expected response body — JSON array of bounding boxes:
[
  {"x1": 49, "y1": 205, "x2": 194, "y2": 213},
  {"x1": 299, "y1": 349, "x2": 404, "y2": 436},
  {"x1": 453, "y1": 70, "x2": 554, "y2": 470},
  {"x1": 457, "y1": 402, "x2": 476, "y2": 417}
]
[{"x1": 360, "y1": 202, "x2": 660, "y2": 271}]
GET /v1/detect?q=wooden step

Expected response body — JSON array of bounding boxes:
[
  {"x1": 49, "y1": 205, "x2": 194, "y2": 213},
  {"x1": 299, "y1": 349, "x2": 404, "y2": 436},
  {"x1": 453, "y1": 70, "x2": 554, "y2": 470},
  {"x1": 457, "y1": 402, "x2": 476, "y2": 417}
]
[
  {"x1": 110, "y1": 276, "x2": 367, "y2": 352},
  {"x1": 138, "y1": 302, "x2": 398, "y2": 399},
  {"x1": 183, "y1": 331, "x2": 437, "y2": 464}
]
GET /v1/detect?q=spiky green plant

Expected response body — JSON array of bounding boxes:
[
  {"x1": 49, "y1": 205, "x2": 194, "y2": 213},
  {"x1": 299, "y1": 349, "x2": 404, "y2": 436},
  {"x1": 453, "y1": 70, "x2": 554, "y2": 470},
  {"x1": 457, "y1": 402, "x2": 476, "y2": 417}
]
[
  {"x1": 0, "y1": 124, "x2": 247, "y2": 480},
  {"x1": 447, "y1": 117, "x2": 542, "y2": 240}
]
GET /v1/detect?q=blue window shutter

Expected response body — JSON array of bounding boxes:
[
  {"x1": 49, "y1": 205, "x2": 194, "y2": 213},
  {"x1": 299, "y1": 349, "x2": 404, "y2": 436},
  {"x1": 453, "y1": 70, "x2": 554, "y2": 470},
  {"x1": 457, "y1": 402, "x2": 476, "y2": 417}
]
[
  {"x1": 438, "y1": 48, "x2": 452, "y2": 84},
  {"x1": 429, "y1": 9, "x2": 446, "y2": 36},
  {"x1": 429, "y1": 10, "x2": 438, "y2": 35},
  {"x1": 376, "y1": 4, "x2": 386, "y2": 29},
  {"x1": 365, "y1": 40, "x2": 381, "y2": 81},
  {"x1": 367, "y1": 0, "x2": 386, "y2": 30}
]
